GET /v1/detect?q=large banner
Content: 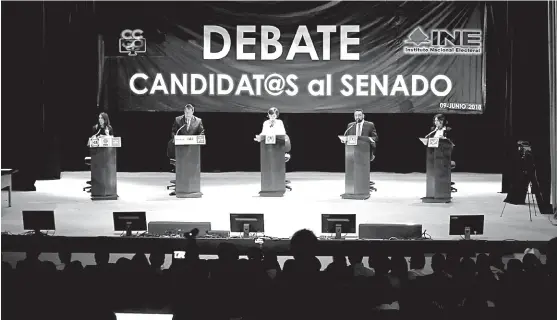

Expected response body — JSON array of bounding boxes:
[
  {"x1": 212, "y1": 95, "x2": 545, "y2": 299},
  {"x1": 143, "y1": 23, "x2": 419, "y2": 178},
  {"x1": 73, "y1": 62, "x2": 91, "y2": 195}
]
[{"x1": 103, "y1": 1, "x2": 486, "y2": 114}]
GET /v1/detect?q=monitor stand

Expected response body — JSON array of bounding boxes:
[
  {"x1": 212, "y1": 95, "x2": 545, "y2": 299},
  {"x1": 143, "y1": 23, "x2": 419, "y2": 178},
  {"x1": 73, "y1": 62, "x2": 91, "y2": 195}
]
[
  {"x1": 335, "y1": 224, "x2": 342, "y2": 239},
  {"x1": 464, "y1": 226, "x2": 471, "y2": 240},
  {"x1": 125, "y1": 222, "x2": 133, "y2": 237},
  {"x1": 243, "y1": 223, "x2": 250, "y2": 238}
]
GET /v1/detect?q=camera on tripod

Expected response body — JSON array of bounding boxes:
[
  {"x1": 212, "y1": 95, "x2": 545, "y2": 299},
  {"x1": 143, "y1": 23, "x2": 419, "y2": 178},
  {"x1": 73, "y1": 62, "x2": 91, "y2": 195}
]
[{"x1": 502, "y1": 140, "x2": 551, "y2": 220}]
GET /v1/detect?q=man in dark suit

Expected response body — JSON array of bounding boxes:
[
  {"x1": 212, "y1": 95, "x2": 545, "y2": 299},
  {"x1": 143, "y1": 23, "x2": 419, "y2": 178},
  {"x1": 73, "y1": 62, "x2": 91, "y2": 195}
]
[
  {"x1": 167, "y1": 104, "x2": 205, "y2": 160},
  {"x1": 345, "y1": 109, "x2": 378, "y2": 161}
]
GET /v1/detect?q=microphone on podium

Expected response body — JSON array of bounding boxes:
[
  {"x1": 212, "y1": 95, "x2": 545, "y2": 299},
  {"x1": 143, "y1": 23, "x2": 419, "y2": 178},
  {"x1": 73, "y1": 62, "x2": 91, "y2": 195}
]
[{"x1": 343, "y1": 122, "x2": 356, "y2": 136}]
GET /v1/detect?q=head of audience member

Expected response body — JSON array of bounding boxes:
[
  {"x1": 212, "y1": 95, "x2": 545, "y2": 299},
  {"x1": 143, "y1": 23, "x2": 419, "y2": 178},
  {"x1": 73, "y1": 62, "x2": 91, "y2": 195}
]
[
  {"x1": 409, "y1": 253, "x2": 426, "y2": 270},
  {"x1": 149, "y1": 252, "x2": 165, "y2": 270},
  {"x1": 263, "y1": 250, "x2": 280, "y2": 271},
  {"x1": 184, "y1": 104, "x2": 195, "y2": 120},
  {"x1": 247, "y1": 247, "x2": 263, "y2": 262},
  {"x1": 268, "y1": 107, "x2": 280, "y2": 121},
  {"x1": 333, "y1": 255, "x2": 348, "y2": 266},
  {"x1": 290, "y1": 229, "x2": 318, "y2": 260},
  {"x1": 64, "y1": 261, "x2": 84, "y2": 274},
  {"x1": 431, "y1": 253, "x2": 447, "y2": 274},
  {"x1": 506, "y1": 259, "x2": 524, "y2": 274},
  {"x1": 433, "y1": 114, "x2": 446, "y2": 129},
  {"x1": 476, "y1": 253, "x2": 491, "y2": 275},
  {"x1": 369, "y1": 255, "x2": 391, "y2": 276},
  {"x1": 42, "y1": 261, "x2": 57, "y2": 273},
  {"x1": 522, "y1": 253, "x2": 541, "y2": 273},
  {"x1": 390, "y1": 255, "x2": 409, "y2": 279},
  {"x1": 348, "y1": 255, "x2": 363, "y2": 266},
  {"x1": 58, "y1": 251, "x2": 71, "y2": 265},
  {"x1": 354, "y1": 109, "x2": 365, "y2": 123},
  {"x1": 217, "y1": 242, "x2": 239, "y2": 263},
  {"x1": 116, "y1": 257, "x2": 131, "y2": 271},
  {"x1": 132, "y1": 253, "x2": 150, "y2": 271},
  {"x1": 445, "y1": 253, "x2": 461, "y2": 276},
  {"x1": 98, "y1": 112, "x2": 110, "y2": 128},
  {"x1": 459, "y1": 257, "x2": 477, "y2": 278},
  {"x1": 489, "y1": 252, "x2": 505, "y2": 271},
  {"x1": 95, "y1": 251, "x2": 110, "y2": 267}
]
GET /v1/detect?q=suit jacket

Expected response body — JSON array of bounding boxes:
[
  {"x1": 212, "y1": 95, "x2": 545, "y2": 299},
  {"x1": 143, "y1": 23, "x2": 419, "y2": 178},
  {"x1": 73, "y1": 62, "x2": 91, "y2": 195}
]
[
  {"x1": 167, "y1": 115, "x2": 205, "y2": 159},
  {"x1": 172, "y1": 115, "x2": 205, "y2": 136},
  {"x1": 92, "y1": 125, "x2": 113, "y2": 136},
  {"x1": 429, "y1": 126, "x2": 452, "y2": 141},
  {"x1": 346, "y1": 120, "x2": 378, "y2": 150}
]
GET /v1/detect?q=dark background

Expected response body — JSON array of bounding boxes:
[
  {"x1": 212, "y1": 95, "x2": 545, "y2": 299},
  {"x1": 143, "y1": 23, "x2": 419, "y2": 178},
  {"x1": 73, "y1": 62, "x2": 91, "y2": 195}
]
[{"x1": 1, "y1": 1, "x2": 551, "y2": 205}]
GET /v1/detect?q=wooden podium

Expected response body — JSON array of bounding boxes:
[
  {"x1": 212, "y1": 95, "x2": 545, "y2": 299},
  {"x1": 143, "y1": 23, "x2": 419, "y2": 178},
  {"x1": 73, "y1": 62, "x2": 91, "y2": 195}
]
[
  {"x1": 88, "y1": 136, "x2": 121, "y2": 200},
  {"x1": 419, "y1": 137, "x2": 454, "y2": 203},
  {"x1": 175, "y1": 135, "x2": 206, "y2": 198},
  {"x1": 340, "y1": 135, "x2": 371, "y2": 200},
  {"x1": 258, "y1": 135, "x2": 286, "y2": 197}
]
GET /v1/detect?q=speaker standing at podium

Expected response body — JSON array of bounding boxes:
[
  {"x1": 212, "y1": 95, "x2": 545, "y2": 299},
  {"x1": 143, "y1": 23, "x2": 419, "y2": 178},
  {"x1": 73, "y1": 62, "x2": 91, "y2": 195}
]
[
  {"x1": 91, "y1": 112, "x2": 113, "y2": 138},
  {"x1": 426, "y1": 114, "x2": 452, "y2": 140},
  {"x1": 167, "y1": 104, "x2": 205, "y2": 159},
  {"x1": 254, "y1": 107, "x2": 286, "y2": 141},
  {"x1": 344, "y1": 109, "x2": 378, "y2": 162}
]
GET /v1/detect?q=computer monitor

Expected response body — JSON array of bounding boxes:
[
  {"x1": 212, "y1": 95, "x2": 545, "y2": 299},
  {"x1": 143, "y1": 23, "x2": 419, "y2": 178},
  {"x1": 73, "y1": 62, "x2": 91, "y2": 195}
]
[
  {"x1": 449, "y1": 215, "x2": 484, "y2": 238},
  {"x1": 113, "y1": 212, "x2": 147, "y2": 236},
  {"x1": 22, "y1": 211, "x2": 55, "y2": 232},
  {"x1": 230, "y1": 214, "x2": 264, "y2": 237},
  {"x1": 321, "y1": 214, "x2": 356, "y2": 239}
]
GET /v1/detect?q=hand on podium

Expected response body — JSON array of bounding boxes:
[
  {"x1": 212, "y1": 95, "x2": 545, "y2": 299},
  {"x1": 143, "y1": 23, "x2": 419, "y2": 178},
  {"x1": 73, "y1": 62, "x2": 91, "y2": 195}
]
[
  {"x1": 339, "y1": 136, "x2": 347, "y2": 143},
  {"x1": 369, "y1": 137, "x2": 375, "y2": 143},
  {"x1": 254, "y1": 135, "x2": 262, "y2": 142}
]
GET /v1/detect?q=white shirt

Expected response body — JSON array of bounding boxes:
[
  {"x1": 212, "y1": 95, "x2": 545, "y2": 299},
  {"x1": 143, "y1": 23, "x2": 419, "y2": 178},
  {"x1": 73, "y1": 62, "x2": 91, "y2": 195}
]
[
  {"x1": 260, "y1": 119, "x2": 286, "y2": 136},
  {"x1": 433, "y1": 127, "x2": 446, "y2": 138}
]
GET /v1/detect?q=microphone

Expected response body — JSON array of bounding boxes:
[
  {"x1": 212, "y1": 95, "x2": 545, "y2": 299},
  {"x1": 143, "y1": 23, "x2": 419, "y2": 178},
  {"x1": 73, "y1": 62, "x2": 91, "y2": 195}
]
[
  {"x1": 343, "y1": 122, "x2": 356, "y2": 136},
  {"x1": 425, "y1": 127, "x2": 437, "y2": 138},
  {"x1": 184, "y1": 228, "x2": 199, "y2": 239},
  {"x1": 175, "y1": 123, "x2": 187, "y2": 136},
  {"x1": 93, "y1": 127, "x2": 102, "y2": 137}
]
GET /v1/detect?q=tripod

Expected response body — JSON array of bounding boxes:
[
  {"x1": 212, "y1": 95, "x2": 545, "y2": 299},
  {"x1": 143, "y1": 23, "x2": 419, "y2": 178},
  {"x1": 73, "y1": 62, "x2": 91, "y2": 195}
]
[{"x1": 501, "y1": 181, "x2": 538, "y2": 221}]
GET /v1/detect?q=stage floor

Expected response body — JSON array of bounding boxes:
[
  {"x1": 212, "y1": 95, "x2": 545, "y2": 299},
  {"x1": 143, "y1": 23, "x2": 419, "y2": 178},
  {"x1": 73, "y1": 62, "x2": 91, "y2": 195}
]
[{"x1": 1, "y1": 171, "x2": 555, "y2": 241}]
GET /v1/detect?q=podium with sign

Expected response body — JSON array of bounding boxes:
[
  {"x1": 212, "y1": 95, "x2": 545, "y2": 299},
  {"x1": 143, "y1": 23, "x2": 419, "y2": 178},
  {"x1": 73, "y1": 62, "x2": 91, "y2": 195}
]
[
  {"x1": 419, "y1": 137, "x2": 454, "y2": 203},
  {"x1": 259, "y1": 135, "x2": 287, "y2": 197},
  {"x1": 175, "y1": 135, "x2": 206, "y2": 198},
  {"x1": 339, "y1": 135, "x2": 371, "y2": 200},
  {"x1": 88, "y1": 136, "x2": 121, "y2": 200}
]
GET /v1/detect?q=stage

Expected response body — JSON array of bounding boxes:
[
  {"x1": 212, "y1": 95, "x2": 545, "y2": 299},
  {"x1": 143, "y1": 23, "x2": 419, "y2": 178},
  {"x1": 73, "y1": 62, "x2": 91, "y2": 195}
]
[{"x1": 1, "y1": 171, "x2": 554, "y2": 241}]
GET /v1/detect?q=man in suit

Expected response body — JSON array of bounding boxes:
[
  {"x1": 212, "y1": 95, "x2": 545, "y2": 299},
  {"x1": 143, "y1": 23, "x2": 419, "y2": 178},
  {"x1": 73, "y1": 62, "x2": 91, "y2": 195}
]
[
  {"x1": 345, "y1": 109, "x2": 378, "y2": 162},
  {"x1": 167, "y1": 104, "x2": 205, "y2": 160}
]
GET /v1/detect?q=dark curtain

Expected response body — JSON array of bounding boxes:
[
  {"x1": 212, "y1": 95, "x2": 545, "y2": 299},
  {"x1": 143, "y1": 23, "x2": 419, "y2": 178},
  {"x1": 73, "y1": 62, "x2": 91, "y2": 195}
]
[{"x1": 496, "y1": 2, "x2": 552, "y2": 211}]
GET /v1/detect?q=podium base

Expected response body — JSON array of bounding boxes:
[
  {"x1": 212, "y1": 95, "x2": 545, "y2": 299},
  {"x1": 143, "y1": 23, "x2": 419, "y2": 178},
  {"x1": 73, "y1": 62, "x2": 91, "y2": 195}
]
[
  {"x1": 91, "y1": 195, "x2": 118, "y2": 201},
  {"x1": 259, "y1": 190, "x2": 285, "y2": 197},
  {"x1": 176, "y1": 192, "x2": 203, "y2": 198},
  {"x1": 421, "y1": 197, "x2": 452, "y2": 203},
  {"x1": 341, "y1": 193, "x2": 370, "y2": 200}
]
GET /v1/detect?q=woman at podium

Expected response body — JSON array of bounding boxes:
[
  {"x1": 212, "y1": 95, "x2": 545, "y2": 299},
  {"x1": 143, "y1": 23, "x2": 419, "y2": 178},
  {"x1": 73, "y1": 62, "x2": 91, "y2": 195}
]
[
  {"x1": 254, "y1": 107, "x2": 287, "y2": 142},
  {"x1": 429, "y1": 114, "x2": 451, "y2": 139},
  {"x1": 91, "y1": 112, "x2": 113, "y2": 137}
]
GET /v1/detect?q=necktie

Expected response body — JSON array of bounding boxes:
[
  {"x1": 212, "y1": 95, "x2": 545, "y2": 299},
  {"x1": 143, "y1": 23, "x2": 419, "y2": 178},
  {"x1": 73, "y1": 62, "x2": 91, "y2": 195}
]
[
  {"x1": 357, "y1": 123, "x2": 362, "y2": 136},
  {"x1": 186, "y1": 118, "x2": 190, "y2": 131}
]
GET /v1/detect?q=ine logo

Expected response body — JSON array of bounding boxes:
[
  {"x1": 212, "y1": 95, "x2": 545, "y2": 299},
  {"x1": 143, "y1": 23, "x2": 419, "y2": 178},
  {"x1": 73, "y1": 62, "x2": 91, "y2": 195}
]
[
  {"x1": 403, "y1": 26, "x2": 482, "y2": 55},
  {"x1": 119, "y1": 29, "x2": 147, "y2": 56}
]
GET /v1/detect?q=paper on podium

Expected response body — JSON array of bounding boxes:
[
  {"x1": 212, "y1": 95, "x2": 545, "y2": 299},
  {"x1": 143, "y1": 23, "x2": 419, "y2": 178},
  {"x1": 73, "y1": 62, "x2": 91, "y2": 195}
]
[
  {"x1": 338, "y1": 135, "x2": 347, "y2": 143},
  {"x1": 175, "y1": 135, "x2": 206, "y2": 145},
  {"x1": 339, "y1": 135, "x2": 357, "y2": 145},
  {"x1": 419, "y1": 138, "x2": 428, "y2": 146}
]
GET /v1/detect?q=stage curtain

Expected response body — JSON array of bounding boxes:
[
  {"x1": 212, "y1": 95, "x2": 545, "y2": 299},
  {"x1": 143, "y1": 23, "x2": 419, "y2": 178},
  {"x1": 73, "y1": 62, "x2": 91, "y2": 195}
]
[{"x1": 549, "y1": 0, "x2": 557, "y2": 215}]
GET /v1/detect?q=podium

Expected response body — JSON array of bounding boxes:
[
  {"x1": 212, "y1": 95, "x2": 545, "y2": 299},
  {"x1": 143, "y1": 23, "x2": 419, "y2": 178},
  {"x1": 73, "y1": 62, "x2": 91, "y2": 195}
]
[
  {"x1": 88, "y1": 136, "x2": 121, "y2": 200},
  {"x1": 259, "y1": 135, "x2": 287, "y2": 197},
  {"x1": 419, "y1": 137, "x2": 454, "y2": 203},
  {"x1": 175, "y1": 135, "x2": 206, "y2": 198},
  {"x1": 340, "y1": 135, "x2": 371, "y2": 200}
]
